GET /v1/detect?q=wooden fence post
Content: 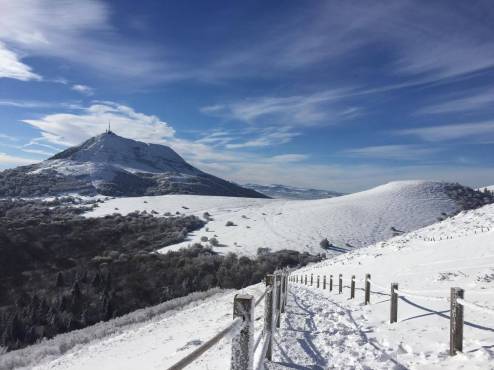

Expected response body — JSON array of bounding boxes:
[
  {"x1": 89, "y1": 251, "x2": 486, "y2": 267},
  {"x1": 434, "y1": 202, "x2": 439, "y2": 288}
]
[
  {"x1": 231, "y1": 294, "x2": 254, "y2": 370},
  {"x1": 317, "y1": 275, "x2": 320, "y2": 288},
  {"x1": 338, "y1": 274, "x2": 342, "y2": 294},
  {"x1": 450, "y1": 287, "x2": 464, "y2": 355},
  {"x1": 323, "y1": 275, "x2": 327, "y2": 290},
  {"x1": 390, "y1": 283, "x2": 398, "y2": 323},
  {"x1": 310, "y1": 273, "x2": 313, "y2": 286},
  {"x1": 276, "y1": 275, "x2": 282, "y2": 328},
  {"x1": 329, "y1": 275, "x2": 333, "y2": 292},
  {"x1": 365, "y1": 274, "x2": 371, "y2": 305},
  {"x1": 280, "y1": 273, "x2": 286, "y2": 313},
  {"x1": 350, "y1": 275, "x2": 355, "y2": 299},
  {"x1": 304, "y1": 275, "x2": 307, "y2": 285},
  {"x1": 264, "y1": 275, "x2": 275, "y2": 360}
]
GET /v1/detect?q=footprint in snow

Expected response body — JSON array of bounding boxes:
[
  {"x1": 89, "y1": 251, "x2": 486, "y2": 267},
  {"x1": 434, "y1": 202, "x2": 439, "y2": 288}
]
[{"x1": 178, "y1": 339, "x2": 203, "y2": 351}]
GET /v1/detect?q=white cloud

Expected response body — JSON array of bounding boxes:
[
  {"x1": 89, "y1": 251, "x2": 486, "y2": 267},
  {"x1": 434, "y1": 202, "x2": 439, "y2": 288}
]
[
  {"x1": 342, "y1": 145, "x2": 438, "y2": 160},
  {"x1": 0, "y1": 41, "x2": 41, "y2": 81},
  {"x1": 418, "y1": 88, "x2": 494, "y2": 115},
  {"x1": 0, "y1": 152, "x2": 38, "y2": 167},
  {"x1": 23, "y1": 102, "x2": 175, "y2": 147},
  {"x1": 201, "y1": 89, "x2": 360, "y2": 126},
  {"x1": 398, "y1": 121, "x2": 494, "y2": 142},
  {"x1": 72, "y1": 84, "x2": 94, "y2": 96},
  {"x1": 0, "y1": 0, "x2": 168, "y2": 82}
]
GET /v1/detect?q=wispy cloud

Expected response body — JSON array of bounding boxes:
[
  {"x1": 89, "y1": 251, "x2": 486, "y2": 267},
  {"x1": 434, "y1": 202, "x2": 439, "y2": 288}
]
[
  {"x1": 72, "y1": 84, "x2": 94, "y2": 96},
  {"x1": 201, "y1": 89, "x2": 361, "y2": 126},
  {"x1": 0, "y1": 0, "x2": 168, "y2": 82},
  {"x1": 342, "y1": 144, "x2": 438, "y2": 161},
  {"x1": 398, "y1": 121, "x2": 494, "y2": 142},
  {"x1": 0, "y1": 41, "x2": 41, "y2": 81},
  {"x1": 0, "y1": 153, "x2": 38, "y2": 167},
  {"x1": 418, "y1": 88, "x2": 494, "y2": 115}
]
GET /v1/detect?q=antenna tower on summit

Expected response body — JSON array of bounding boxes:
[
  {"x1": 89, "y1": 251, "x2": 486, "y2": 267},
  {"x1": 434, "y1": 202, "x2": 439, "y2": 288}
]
[{"x1": 107, "y1": 120, "x2": 112, "y2": 134}]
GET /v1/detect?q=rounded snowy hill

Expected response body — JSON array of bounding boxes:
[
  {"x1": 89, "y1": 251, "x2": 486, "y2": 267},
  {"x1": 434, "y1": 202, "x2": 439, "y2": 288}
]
[
  {"x1": 87, "y1": 180, "x2": 493, "y2": 256},
  {"x1": 0, "y1": 132, "x2": 266, "y2": 198}
]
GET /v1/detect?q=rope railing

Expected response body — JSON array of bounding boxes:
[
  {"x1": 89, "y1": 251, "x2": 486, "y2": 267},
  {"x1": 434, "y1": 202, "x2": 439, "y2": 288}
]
[
  {"x1": 166, "y1": 269, "x2": 291, "y2": 370},
  {"x1": 457, "y1": 298, "x2": 494, "y2": 316},
  {"x1": 291, "y1": 272, "x2": 493, "y2": 357},
  {"x1": 166, "y1": 318, "x2": 243, "y2": 370}
]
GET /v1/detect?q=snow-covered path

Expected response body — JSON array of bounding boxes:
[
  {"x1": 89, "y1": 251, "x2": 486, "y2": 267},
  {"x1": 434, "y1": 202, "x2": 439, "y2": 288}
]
[{"x1": 267, "y1": 285, "x2": 402, "y2": 370}]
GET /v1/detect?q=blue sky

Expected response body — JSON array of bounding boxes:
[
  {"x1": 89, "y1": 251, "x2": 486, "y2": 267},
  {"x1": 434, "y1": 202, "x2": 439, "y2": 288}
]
[{"x1": 1, "y1": 0, "x2": 494, "y2": 192}]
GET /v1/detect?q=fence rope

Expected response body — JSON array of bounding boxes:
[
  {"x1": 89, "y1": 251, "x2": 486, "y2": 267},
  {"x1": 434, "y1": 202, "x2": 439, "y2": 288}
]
[
  {"x1": 166, "y1": 317, "x2": 243, "y2": 370},
  {"x1": 253, "y1": 329, "x2": 265, "y2": 352},
  {"x1": 457, "y1": 298, "x2": 494, "y2": 316},
  {"x1": 367, "y1": 279, "x2": 387, "y2": 292},
  {"x1": 255, "y1": 290, "x2": 267, "y2": 307},
  {"x1": 394, "y1": 288, "x2": 448, "y2": 302}
]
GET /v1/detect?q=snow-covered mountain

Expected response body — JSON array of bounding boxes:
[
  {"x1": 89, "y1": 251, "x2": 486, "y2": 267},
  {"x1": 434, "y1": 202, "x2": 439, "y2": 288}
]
[
  {"x1": 6, "y1": 201, "x2": 494, "y2": 369},
  {"x1": 243, "y1": 183, "x2": 343, "y2": 199},
  {"x1": 86, "y1": 180, "x2": 494, "y2": 256},
  {"x1": 0, "y1": 132, "x2": 266, "y2": 198}
]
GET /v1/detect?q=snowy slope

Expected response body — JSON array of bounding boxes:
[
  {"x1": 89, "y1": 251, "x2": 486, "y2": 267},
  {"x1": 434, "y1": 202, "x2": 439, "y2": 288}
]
[
  {"x1": 292, "y1": 204, "x2": 494, "y2": 369},
  {"x1": 5, "y1": 202, "x2": 494, "y2": 369},
  {"x1": 243, "y1": 183, "x2": 343, "y2": 199},
  {"x1": 86, "y1": 180, "x2": 480, "y2": 256}
]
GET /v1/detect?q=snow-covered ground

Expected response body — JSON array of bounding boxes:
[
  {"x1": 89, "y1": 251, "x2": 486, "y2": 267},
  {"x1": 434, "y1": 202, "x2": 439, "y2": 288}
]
[
  {"x1": 86, "y1": 181, "x2": 460, "y2": 256},
  {"x1": 6, "y1": 191, "x2": 493, "y2": 369}
]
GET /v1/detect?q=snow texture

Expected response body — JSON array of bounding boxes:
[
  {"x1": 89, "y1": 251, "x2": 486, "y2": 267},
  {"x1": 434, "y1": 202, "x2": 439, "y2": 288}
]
[{"x1": 87, "y1": 180, "x2": 461, "y2": 256}]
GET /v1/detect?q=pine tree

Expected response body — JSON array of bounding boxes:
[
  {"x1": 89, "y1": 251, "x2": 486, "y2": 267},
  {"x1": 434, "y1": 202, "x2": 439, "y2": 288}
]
[{"x1": 56, "y1": 272, "x2": 64, "y2": 288}]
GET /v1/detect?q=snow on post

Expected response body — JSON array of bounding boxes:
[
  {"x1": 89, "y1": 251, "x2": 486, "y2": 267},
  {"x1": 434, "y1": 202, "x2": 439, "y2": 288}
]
[
  {"x1": 264, "y1": 275, "x2": 275, "y2": 361},
  {"x1": 365, "y1": 274, "x2": 371, "y2": 305},
  {"x1": 231, "y1": 293, "x2": 254, "y2": 370},
  {"x1": 450, "y1": 287, "x2": 464, "y2": 356},
  {"x1": 390, "y1": 283, "x2": 398, "y2": 323},
  {"x1": 350, "y1": 275, "x2": 355, "y2": 299},
  {"x1": 338, "y1": 274, "x2": 343, "y2": 294}
]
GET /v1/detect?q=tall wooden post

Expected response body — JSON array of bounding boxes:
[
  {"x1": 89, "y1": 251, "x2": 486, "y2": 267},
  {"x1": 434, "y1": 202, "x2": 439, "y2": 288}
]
[
  {"x1": 276, "y1": 275, "x2": 282, "y2": 328},
  {"x1": 329, "y1": 275, "x2": 333, "y2": 292},
  {"x1": 350, "y1": 275, "x2": 355, "y2": 299},
  {"x1": 323, "y1": 275, "x2": 327, "y2": 290},
  {"x1": 264, "y1": 275, "x2": 275, "y2": 360},
  {"x1": 390, "y1": 283, "x2": 398, "y2": 323},
  {"x1": 317, "y1": 275, "x2": 320, "y2": 288},
  {"x1": 310, "y1": 274, "x2": 313, "y2": 286},
  {"x1": 338, "y1": 274, "x2": 342, "y2": 294},
  {"x1": 365, "y1": 274, "x2": 371, "y2": 305},
  {"x1": 231, "y1": 294, "x2": 254, "y2": 370},
  {"x1": 304, "y1": 275, "x2": 307, "y2": 285},
  {"x1": 280, "y1": 273, "x2": 286, "y2": 313},
  {"x1": 450, "y1": 287, "x2": 464, "y2": 355}
]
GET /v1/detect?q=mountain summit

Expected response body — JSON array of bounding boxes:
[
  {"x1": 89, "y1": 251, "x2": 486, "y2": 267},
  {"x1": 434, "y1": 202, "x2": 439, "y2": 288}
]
[{"x1": 0, "y1": 132, "x2": 267, "y2": 198}]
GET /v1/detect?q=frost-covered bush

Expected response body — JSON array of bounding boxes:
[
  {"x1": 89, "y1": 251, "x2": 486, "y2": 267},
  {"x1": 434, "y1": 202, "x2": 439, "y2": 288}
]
[{"x1": 225, "y1": 221, "x2": 236, "y2": 226}]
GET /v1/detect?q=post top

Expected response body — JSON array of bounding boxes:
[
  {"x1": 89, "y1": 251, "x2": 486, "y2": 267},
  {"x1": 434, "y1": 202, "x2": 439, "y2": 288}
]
[{"x1": 234, "y1": 293, "x2": 254, "y2": 300}]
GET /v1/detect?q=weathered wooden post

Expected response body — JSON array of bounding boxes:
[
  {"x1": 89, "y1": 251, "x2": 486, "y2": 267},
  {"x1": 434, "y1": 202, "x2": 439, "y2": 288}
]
[
  {"x1": 304, "y1": 275, "x2": 307, "y2": 285},
  {"x1": 450, "y1": 287, "x2": 464, "y2": 355},
  {"x1": 276, "y1": 275, "x2": 282, "y2": 328},
  {"x1": 365, "y1": 274, "x2": 371, "y2": 305},
  {"x1": 350, "y1": 275, "x2": 355, "y2": 299},
  {"x1": 329, "y1": 275, "x2": 333, "y2": 292},
  {"x1": 323, "y1": 275, "x2": 327, "y2": 290},
  {"x1": 296, "y1": 275, "x2": 298, "y2": 283},
  {"x1": 280, "y1": 273, "x2": 286, "y2": 313},
  {"x1": 310, "y1": 273, "x2": 313, "y2": 286},
  {"x1": 264, "y1": 275, "x2": 275, "y2": 360},
  {"x1": 390, "y1": 283, "x2": 398, "y2": 323},
  {"x1": 338, "y1": 274, "x2": 342, "y2": 294},
  {"x1": 231, "y1": 294, "x2": 254, "y2": 370},
  {"x1": 317, "y1": 275, "x2": 320, "y2": 288}
]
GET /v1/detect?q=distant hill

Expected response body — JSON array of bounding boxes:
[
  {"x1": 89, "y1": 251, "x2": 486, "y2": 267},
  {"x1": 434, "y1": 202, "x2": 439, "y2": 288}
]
[
  {"x1": 244, "y1": 183, "x2": 343, "y2": 200},
  {"x1": 0, "y1": 132, "x2": 266, "y2": 198}
]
